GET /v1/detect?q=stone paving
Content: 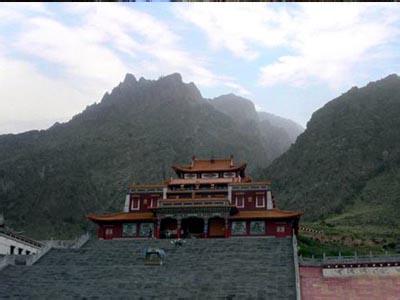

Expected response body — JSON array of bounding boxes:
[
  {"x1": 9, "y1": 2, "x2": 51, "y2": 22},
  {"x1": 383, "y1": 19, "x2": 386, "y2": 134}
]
[
  {"x1": 300, "y1": 266, "x2": 400, "y2": 300},
  {"x1": 0, "y1": 237, "x2": 296, "y2": 299}
]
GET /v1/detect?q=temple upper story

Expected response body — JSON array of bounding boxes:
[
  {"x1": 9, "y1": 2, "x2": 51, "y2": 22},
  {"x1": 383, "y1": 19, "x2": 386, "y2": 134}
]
[{"x1": 172, "y1": 155, "x2": 247, "y2": 180}]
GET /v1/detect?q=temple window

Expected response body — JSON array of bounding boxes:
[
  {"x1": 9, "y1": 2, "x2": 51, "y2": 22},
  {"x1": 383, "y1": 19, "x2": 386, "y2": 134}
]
[
  {"x1": 150, "y1": 198, "x2": 158, "y2": 208},
  {"x1": 223, "y1": 172, "x2": 236, "y2": 178},
  {"x1": 250, "y1": 221, "x2": 265, "y2": 235},
  {"x1": 122, "y1": 223, "x2": 137, "y2": 237},
  {"x1": 231, "y1": 221, "x2": 247, "y2": 235},
  {"x1": 235, "y1": 196, "x2": 244, "y2": 208},
  {"x1": 277, "y1": 225, "x2": 285, "y2": 233},
  {"x1": 10, "y1": 245, "x2": 15, "y2": 255},
  {"x1": 18, "y1": 248, "x2": 23, "y2": 255},
  {"x1": 201, "y1": 173, "x2": 219, "y2": 179},
  {"x1": 105, "y1": 228, "x2": 113, "y2": 236},
  {"x1": 131, "y1": 198, "x2": 140, "y2": 210},
  {"x1": 256, "y1": 196, "x2": 265, "y2": 208},
  {"x1": 184, "y1": 173, "x2": 197, "y2": 179},
  {"x1": 139, "y1": 223, "x2": 154, "y2": 237}
]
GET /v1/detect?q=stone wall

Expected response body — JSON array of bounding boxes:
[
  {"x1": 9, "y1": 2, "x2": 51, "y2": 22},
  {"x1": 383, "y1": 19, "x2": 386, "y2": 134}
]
[{"x1": 300, "y1": 266, "x2": 400, "y2": 299}]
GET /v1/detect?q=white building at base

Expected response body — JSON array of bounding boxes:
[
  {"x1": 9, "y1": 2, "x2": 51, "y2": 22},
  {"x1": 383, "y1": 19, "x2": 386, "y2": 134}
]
[{"x1": 0, "y1": 215, "x2": 43, "y2": 255}]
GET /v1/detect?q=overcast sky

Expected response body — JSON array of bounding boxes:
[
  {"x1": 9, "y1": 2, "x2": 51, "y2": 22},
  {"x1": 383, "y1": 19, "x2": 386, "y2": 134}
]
[{"x1": 1, "y1": 3, "x2": 400, "y2": 134}]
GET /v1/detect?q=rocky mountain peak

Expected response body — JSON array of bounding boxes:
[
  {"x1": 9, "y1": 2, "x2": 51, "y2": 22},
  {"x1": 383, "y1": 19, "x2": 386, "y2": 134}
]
[{"x1": 123, "y1": 73, "x2": 137, "y2": 84}]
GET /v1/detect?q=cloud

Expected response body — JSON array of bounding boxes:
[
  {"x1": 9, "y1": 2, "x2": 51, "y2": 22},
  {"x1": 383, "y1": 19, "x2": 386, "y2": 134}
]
[
  {"x1": 0, "y1": 53, "x2": 89, "y2": 134},
  {"x1": 0, "y1": 3, "x2": 249, "y2": 133},
  {"x1": 20, "y1": 5, "x2": 249, "y2": 90},
  {"x1": 260, "y1": 4, "x2": 400, "y2": 89},
  {"x1": 176, "y1": 3, "x2": 400, "y2": 89},
  {"x1": 0, "y1": 3, "x2": 49, "y2": 20},
  {"x1": 17, "y1": 17, "x2": 130, "y2": 87},
  {"x1": 176, "y1": 4, "x2": 288, "y2": 60}
]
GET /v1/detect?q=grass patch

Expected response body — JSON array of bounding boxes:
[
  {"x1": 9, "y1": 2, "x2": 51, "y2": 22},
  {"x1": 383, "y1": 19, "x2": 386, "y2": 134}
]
[
  {"x1": 298, "y1": 235, "x2": 353, "y2": 258},
  {"x1": 297, "y1": 235, "x2": 387, "y2": 258}
]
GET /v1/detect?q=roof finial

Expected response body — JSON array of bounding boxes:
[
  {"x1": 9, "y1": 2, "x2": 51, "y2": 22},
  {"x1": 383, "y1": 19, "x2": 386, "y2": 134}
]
[
  {"x1": 230, "y1": 154, "x2": 234, "y2": 167},
  {"x1": 0, "y1": 213, "x2": 4, "y2": 227}
]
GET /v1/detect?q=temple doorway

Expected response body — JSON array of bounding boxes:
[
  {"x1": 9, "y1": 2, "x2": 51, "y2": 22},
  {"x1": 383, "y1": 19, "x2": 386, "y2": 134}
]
[
  {"x1": 208, "y1": 217, "x2": 225, "y2": 237},
  {"x1": 104, "y1": 226, "x2": 114, "y2": 240},
  {"x1": 181, "y1": 217, "x2": 204, "y2": 238},
  {"x1": 160, "y1": 218, "x2": 177, "y2": 238}
]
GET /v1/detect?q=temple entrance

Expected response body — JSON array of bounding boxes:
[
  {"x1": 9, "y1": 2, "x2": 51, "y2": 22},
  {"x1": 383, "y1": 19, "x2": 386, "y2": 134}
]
[
  {"x1": 160, "y1": 218, "x2": 178, "y2": 238},
  {"x1": 181, "y1": 217, "x2": 204, "y2": 238},
  {"x1": 208, "y1": 217, "x2": 225, "y2": 237}
]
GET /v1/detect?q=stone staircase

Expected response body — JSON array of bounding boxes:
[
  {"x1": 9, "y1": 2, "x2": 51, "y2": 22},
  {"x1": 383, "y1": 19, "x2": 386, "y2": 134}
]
[{"x1": 0, "y1": 237, "x2": 296, "y2": 299}]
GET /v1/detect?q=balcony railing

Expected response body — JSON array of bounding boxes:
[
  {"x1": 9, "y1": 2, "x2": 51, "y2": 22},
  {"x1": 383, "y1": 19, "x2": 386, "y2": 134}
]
[
  {"x1": 167, "y1": 187, "x2": 228, "y2": 193},
  {"x1": 159, "y1": 198, "x2": 230, "y2": 208},
  {"x1": 231, "y1": 185, "x2": 269, "y2": 191}
]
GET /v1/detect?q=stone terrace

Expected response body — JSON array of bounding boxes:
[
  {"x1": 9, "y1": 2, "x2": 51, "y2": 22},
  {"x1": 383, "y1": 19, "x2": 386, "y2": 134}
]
[
  {"x1": 300, "y1": 266, "x2": 400, "y2": 300},
  {"x1": 0, "y1": 237, "x2": 296, "y2": 299}
]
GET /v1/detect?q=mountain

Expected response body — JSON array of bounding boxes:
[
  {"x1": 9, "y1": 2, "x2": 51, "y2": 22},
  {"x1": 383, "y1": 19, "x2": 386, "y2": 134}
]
[
  {"x1": 261, "y1": 74, "x2": 400, "y2": 234},
  {"x1": 210, "y1": 94, "x2": 303, "y2": 161},
  {"x1": 258, "y1": 112, "x2": 304, "y2": 142},
  {"x1": 0, "y1": 73, "x2": 301, "y2": 238}
]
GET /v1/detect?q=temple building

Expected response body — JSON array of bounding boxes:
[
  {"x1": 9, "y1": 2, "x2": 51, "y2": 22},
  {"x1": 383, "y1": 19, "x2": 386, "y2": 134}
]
[{"x1": 88, "y1": 156, "x2": 302, "y2": 240}]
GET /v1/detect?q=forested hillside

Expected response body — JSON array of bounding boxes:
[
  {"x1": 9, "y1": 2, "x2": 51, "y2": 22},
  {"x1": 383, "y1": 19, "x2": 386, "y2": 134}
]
[{"x1": 262, "y1": 74, "x2": 400, "y2": 236}]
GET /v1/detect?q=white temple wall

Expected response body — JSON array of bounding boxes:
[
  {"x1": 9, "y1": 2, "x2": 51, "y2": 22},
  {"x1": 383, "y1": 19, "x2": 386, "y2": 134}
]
[
  {"x1": 0, "y1": 235, "x2": 40, "y2": 255},
  {"x1": 123, "y1": 194, "x2": 130, "y2": 212},
  {"x1": 266, "y1": 191, "x2": 273, "y2": 209}
]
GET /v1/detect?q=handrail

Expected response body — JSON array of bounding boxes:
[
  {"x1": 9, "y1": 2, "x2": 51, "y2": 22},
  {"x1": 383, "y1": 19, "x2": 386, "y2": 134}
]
[
  {"x1": 300, "y1": 253, "x2": 400, "y2": 266},
  {"x1": 0, "y1": 229, "x2": 43, "y2": 248},
  {"x1": 159, "y1": 198, "x2": 230, "y2": 207},
  {"x1": 167, "y1": 189, "x2": 228, "y2": 194},
  {"x1": 292, "y1": 234, "x2": 301, "y2": 300}
]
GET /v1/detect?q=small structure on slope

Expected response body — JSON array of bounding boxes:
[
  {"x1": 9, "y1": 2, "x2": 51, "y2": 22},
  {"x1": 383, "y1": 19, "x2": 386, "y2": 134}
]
[{"x1": 143, "y1": 247, "x2": 166, "y2": 266}]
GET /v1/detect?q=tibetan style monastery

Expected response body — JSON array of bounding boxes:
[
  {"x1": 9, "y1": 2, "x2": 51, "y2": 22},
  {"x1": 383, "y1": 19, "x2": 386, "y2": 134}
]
[{"x1": 88, "y1": 156, "x2": 302, "y2": 240}]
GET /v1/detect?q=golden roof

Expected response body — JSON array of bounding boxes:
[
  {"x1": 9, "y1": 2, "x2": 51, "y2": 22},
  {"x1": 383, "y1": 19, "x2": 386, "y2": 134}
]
[
  {"x1": 172, "y1": 157, "x2": 246, "y2": 173},
  {"x1": 87, "y1": 212, "x2": 155, "y2": 222}
]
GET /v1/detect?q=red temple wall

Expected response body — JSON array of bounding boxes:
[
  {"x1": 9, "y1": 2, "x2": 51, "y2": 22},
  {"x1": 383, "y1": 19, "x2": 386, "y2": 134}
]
[
  {"x1": 266, "y1": 221, "x2": 292, "y2": 237},
  {"x1": 232, "y1": 191, "x2": 267, "y2": 210},
  {"x1": 130, "y1": 193, "x2": 161, "y2": 212},
  {"x1": 98, "y1": 223, "x2": 123, "y2": 239},
  {"x1": 228, "y1": 220, "x2": 292, "y2": 237}
]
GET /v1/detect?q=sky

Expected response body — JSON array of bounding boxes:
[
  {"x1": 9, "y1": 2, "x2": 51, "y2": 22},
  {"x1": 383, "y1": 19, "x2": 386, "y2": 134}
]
[{"x1": 1, "y1": 3, "x2": 400, "y2": 134}]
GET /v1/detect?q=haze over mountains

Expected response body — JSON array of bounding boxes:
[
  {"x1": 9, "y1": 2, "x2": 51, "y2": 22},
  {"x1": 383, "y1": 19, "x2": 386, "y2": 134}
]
[
  {"x1": 209, "y1": 93, "x2": 303, "y2": 162},
  {"x1": 0, "y1": 73, "x2": 302, "y2": 238},
  {"x1": 262, "y1": 74, "x2": 400, "y2": 235}
]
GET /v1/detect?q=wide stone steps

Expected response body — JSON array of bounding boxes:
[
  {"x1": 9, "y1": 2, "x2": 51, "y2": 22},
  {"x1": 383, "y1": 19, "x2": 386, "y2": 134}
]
[{"x1": 0, "y1": 237, "x2": 296, "y2": 299}]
